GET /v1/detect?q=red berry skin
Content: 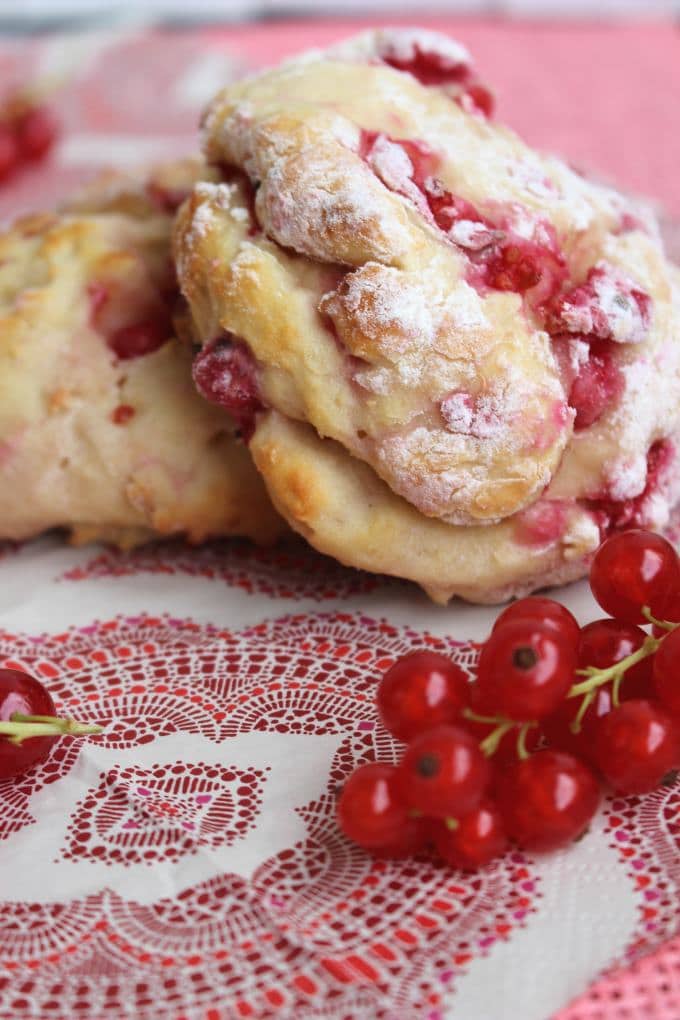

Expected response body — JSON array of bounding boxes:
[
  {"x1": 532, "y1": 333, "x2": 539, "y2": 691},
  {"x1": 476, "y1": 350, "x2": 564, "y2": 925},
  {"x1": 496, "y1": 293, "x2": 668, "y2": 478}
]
[
  {"x1": 496, "y1": 750, "x2": 600, "y2": 852},
  {"x1": 652, "y1": 590, "x2": 680, "y2": 636},
  {"x1": 653, "y1": 627, "x2": 680, "y2": 716},
  {"x1": 433, "y1": 800, "x2": 508, "y2": 870},
  {"x1": 579, "y1": 618, "x2": 653, "y2": 700},
  {"x1": 337, "y1": 763, "x2": 421, "y2": 852},
  {"x1": 14, "y1": 106, "x2": 58, "y2": 161},
  {"x1": 475, "y1": 621, "x2": 576, "y2": 721},
  {"x1": 0, "y1": 124, "x2": 19, "y2": 182},
  {"x1": 396, "y1": 725, "x2": 490, "y2": 819},
  {"x1": 377, "y1": 651, "x2": 469, "y2": 742},
  {"x1": 492, "y1": 597, "x2": 580, "y2": 645},
  {"x1": 589, "y1": 529, "x2": 680, "y2": 625},
  {"x1": 593, "y1": 700, "x2": 680, "y2": 794},
  {"x1": 0, "y1": 669, "x2": 57, "y2": 780},
  {"x1": 542, "y1": 685, "x2": 613, "y2": 762},
  {"x1": 108, "y1": 319, "x2": 169, "y2": 361}
]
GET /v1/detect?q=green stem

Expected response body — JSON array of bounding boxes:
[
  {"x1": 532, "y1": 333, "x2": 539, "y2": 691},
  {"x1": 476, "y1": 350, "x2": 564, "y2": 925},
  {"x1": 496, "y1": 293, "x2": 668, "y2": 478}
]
[
  {"x1": 516, "y1": 722, "x2": 536, "y2": 761},
  {"x1": 479, "y1": 720, "x2": 515, "y2": 758},
  {"x1": 570, "y1": 690, "x2": 595, "y2": 734},
  {"x1": 611, "y1": 671, "x2": 625, "y2": 708},
  {"x1": 462, "y1": 707, "x2": 507, "y2": 727},
  {"x1": 444, "y1": 817, "x2": 459, "y2": 831},
  {"x1": 0, "y1": 713, "x2": 102, "y2": 745},
  {"x1": 641, "y1": 606, "x2": 677, "y2": 631},
  {"x1": 568, "y1": 635, "x2": 659, "y2": 698}
]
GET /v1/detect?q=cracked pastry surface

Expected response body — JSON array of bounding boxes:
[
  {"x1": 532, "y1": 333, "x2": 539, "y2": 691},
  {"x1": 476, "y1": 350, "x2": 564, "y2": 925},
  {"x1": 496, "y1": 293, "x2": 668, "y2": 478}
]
[
  {"x1": 174, "y1": 27, "x2": 680, "y2": 602},
  {"x1": 0, "y1": 160, "x2": 283, "y2": 546}
]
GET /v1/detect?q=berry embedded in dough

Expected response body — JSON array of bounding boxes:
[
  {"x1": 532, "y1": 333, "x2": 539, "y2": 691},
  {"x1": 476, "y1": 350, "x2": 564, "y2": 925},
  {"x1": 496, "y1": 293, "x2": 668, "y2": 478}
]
[{"x1": 174, "y1": 27, "x2": 680, "y2": 603}]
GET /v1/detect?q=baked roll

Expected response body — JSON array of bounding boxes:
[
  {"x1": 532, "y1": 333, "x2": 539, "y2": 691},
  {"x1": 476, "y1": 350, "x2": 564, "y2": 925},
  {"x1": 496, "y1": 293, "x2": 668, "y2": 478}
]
[
  {"x1": 174, "y1": 28, "x2": 680, "y2": 602},
  {"x1": 0, "y1": 160, "x2": 283, "y2": 547}
]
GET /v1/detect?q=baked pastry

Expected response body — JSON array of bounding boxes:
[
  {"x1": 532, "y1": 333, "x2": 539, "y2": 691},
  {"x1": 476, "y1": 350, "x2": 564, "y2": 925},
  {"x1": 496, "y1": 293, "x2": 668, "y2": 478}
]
[
  {"x1": 0, "y1": 160, "x2": 283, "y2": 546},
  {"x1": 174, "y1": 28, "x2": 680, "y2": 602}
]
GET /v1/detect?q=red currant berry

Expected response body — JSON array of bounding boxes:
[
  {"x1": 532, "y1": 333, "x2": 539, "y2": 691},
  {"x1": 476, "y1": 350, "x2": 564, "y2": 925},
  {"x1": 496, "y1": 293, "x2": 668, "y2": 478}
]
[
  {"x1": 377, "y1": 650, "x2": 469, "y2": 742},
  {"x1": 492, "y1": 597, "x2": 580, "y2": 645},
  {"x1": 589, "y1": 529, "x2": 680, "y2": 625},
  {"x1": 14, "y1": 106, "x2": 58, "y2": 161},
  {"x1": 108, "y1": 319, "x2": 169, "y2": 361},
  {"x1": 496, "y1": 750, "x2": 600, "y2": 851},
  {"x1": 578, "y1": 618, "x2": 653, "y2": 700},
  {"x1": 592, "y1": 699, "x2": 680, "y2": 794},
  {"x1": 542, "y1": 685, "x2": 614, "y2": 762},
  {"x1": 432, "y1": 800, "x2": 507, "y2": 870},
  {"x1": 337, "y1": 762, "x2": 421, "y2": 852},
  {"x1": 474, "y1": 621, "x2": 576, "y2": 721},
  {"x1": 0, "y1": 124, "x2": 19, "y2": 182},
  {"x1": 0, "y1": 669, "x2": 57, "y2": 780},
  {"x1": 653, "y1": 627, "x2": 680, "y2": 716},
  {"x1": 395, "y1": 725, "x2": 490, "y2": 819}
]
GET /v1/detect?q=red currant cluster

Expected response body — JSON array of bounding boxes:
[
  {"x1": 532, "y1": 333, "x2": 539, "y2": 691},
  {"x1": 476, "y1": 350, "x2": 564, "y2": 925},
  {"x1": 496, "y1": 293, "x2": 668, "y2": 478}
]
[
  {"x1": 0, "y1": 669, "x2": 101, "y2": 780},
  {"x1": 337, "y1": 529, "x2": 680, "y2": 869},
  {"x1": 0, "y1": 93, "x2": 59, "y2": 184}
]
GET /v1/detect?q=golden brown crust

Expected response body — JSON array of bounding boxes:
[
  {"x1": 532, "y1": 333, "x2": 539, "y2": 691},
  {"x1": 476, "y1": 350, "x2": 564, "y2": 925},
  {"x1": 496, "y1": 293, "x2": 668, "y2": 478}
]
[{"x1": 250, "y1": 411, "x2": 598, "y2": 605}]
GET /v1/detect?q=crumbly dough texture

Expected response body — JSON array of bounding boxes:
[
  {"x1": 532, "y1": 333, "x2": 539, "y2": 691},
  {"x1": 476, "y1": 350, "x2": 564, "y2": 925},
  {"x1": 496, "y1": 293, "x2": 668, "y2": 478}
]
[
  {"x1": 175, "y1": 28, "x2": 680, "y2": 602},
  {"x1": 0, "y1": 161, "x2": 283, "y2": 546}
]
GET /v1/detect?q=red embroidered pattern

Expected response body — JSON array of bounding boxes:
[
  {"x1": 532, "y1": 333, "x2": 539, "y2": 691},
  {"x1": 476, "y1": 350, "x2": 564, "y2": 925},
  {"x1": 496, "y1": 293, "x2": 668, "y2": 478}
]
[
  {"x1": 0, "y1": 612, "x2": 537, "y2": 1019},
  {"x1": 60, "y1": 539, "x2": 394, "y2": 601}
]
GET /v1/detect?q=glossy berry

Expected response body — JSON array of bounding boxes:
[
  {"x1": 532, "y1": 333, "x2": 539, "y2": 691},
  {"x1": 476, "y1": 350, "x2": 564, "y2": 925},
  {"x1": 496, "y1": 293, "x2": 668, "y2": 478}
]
[
  {"x1": 432, "y1": 800, "x2": 508, "y2": 870},
  {"x1": 492, "y1": 596, "x2": 580, "y2": 645},
  {"x1": 578, "y1": 617, "x2": 653, "y2": 700},
  {"x1": 475, "y1": 620, "x2": 576, "y2": 721},
  {"x1": 496, "y1": 750, "x2": 600, "y2": 852},
  {"x1": 653, "y1": 627, "x2": 680, "y2": 716},
  {"x1": 337, "y1": 763, "x2": 423, "y2": 853},
  {"x1": 589, "y1": 529, "x2": 680, "y2": 625},
  {"x1": 592, "y1": 700, "x2": 680, "y2": 794},
  {"x1": 377, "y1": 650, "x2": 469, "y2": 741},
  {"x1": 0, "y1": 669, "x2": 57, "y2": 780},
  {"x1": 542, "y1": 684, "x2": 614, "y2": 762},
  {"x1": 14, "y1": 105, "x2": 58, "y2": 161},
  {"x1": 395, "y1": 725, "x2": 490, "y2": 819}
]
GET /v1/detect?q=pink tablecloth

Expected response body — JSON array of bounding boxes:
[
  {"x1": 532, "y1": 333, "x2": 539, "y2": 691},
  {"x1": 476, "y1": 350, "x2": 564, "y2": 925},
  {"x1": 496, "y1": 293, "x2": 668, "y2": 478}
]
[{"x1": 0, "y1": 19, "x2": 679, "y2": 1020}]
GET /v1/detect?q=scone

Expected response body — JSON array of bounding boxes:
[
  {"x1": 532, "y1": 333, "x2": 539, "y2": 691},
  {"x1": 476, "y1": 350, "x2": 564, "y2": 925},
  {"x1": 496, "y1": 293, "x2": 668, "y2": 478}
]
[
  {"x1": 0, "y1": 160, "x2": 283, "y2": 546},
  {"x1": 173, "y1": 28, "x2": 680, "y2": 603}
]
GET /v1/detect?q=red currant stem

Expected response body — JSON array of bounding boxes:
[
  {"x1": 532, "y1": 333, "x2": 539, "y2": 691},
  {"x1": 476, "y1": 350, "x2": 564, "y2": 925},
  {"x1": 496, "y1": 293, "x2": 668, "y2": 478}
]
[
  {"x1": 408, "y1": 808, "x2": 423, "y2": 819},
  {"x1": 611, "y1": 672, "x2": 625, "y2": 708},
  {"x1": 1, "y1": 713, "x2": 102, "y2": 745},
  {"x1": 641, "y1": 606, "x2": 678, "y2": 631},
  {"x1": 444, "y1": 817, "x2": 459, "y2": 831},
  {"x1": 570, "y1": 690, "x2": 595, "y2": 735},
  {"x1": 568, "y1": 635, "x2": 660, "y2": 698},
  {"x1": 479, "y1": 720, "x2": 515, "y2": 757},
  {"x1": 516, "y1": 722, "x2": 537, "y2": 761},
  {"x1": 462, "y1": 707, "x2": 506, "y2": 726}
]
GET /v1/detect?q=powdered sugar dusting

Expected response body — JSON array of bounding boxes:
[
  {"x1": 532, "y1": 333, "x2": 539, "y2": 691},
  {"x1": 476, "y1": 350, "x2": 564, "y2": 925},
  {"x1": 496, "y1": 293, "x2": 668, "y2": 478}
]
[
  {"x1": 441, "y1": 390, "x2": 506, "y2": 440},
  {"x1": 257, "y1": 147, "x2": 413, "y2": 266},
  {"x1": 325, "y1": 28, "x2": 471, "y2": 72},
  {"x1": 553, "y1": 261, "x2": 652, "y2": 343}
]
